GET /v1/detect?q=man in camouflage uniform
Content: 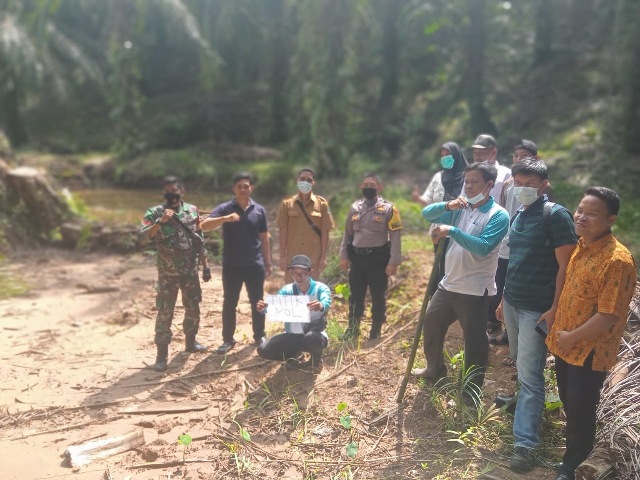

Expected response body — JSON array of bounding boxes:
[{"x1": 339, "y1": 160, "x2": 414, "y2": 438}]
[
  {"x1": 140, "y1": 176, "x2": 210, "y2": 372},
  {"x1": 339, "y1": 173, "x2": 403, "y2": 340}
]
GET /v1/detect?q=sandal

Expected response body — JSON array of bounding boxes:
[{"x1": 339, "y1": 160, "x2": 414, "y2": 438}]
[
  {"x1": 489, "y1": 331, "x2": 509, "y2": 345},
  {"x1": 502, "y1": 357, "x2": 515, "y2": 367}
]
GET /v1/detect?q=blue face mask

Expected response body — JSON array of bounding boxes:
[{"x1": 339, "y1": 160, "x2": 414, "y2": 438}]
[{"x1": 440, "y1": 155, "x2": 455, "y2": 169}]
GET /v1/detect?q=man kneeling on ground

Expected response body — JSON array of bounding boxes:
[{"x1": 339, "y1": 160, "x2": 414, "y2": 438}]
[{"x1": 256, "y1": 255, "x2": 332, "y2": 374}]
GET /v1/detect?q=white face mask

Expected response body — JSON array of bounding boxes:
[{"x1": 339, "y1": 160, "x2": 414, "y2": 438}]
[
  {"x1": 513, "y1": 186, "x2": 539, "y2": 206},
  {"x1": 465, "y1": 184, "x2": 490, "y2": 205},
  {"x1": 465, "y1": 192, "x2": 485, "y2": 205},
  {"x1": 297, "y1": 181, "x2": 313, "y2": 194}
]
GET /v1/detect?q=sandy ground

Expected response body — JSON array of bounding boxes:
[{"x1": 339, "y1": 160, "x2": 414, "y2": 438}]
[{"x1": 0, "y1": 248, "x2": 557, "y2": 480}]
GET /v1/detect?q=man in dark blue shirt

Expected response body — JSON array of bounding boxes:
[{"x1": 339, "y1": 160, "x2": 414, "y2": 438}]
[
  {"x1": 202, "y1": 172, "x2": 273, "y2": 354},
  {"x1": 496, "y1": 159, "x2": 577, "y2": 473}
]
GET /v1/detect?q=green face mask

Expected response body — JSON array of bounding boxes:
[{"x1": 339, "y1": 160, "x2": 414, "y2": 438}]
[{"x1": 440, "y1": 155, "x2": 455, "y2": 169}]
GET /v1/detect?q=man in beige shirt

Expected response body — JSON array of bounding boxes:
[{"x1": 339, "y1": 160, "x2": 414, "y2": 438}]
[{"x1": 276, "y1": 168, "x2": 335, "y2": 283}]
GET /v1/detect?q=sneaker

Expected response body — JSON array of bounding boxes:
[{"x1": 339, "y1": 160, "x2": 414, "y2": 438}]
[
  {"x1": 284, "y1": 355, "x2": 305, "y2": 369},
  {"x1": 554, "y1": 473, "x2": 574, "y2": 480},
  {"x1": 254, "y1": 336, "x2": 267, "y2": 347},
  {"x1": 510, "y1": 446, "x2": 537, "y2": 473},
  {"x1": 411, "y1": 365, "x2": 447, "y2": 384},
  {"x1": 298, "y1": 359, "x2": 323, "y2": 375},
  {"x1": 494, "y1": 394, "x2": 517, "y2": 414},
  {"x1": 489, "y1": 331, "x2": 509, "y2": 345},
  {"x1": 215, "y1": 341, "x2": 237, "y2": 355}
]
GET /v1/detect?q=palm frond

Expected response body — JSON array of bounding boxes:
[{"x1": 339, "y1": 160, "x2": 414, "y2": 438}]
[
  {"x1": 0, "y1": 13, "x2": 44, "y2": 87},
  {"x1": 45, "y1": 21, "x2": 102, "y2": 85},
  {"x1": 159, "y1": 0, "x2": 222, "y2": 66}
]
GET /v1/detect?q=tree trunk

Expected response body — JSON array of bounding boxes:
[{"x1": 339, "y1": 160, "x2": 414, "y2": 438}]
[
  {"x1": 375, "y1": 0, "x2": 402, "y2": 154},
  {"x1": 621, "y1": 2, "x2": 640, "y2": 154},
  {"x1": 465, "y1": 0, "x2": 497, "y2": 137},
  {"x1": 267, "y1": 0, "x2": 290, "y2": 144},
  {"x1": 4, "y1": 165, "x2": 73, "y2": 242},
  {"x1": 0, "y1": 86, "x2": 28, "y2": 148},
  {"x1": 0, "y1": 160, "x2": 141, "y2": 251},
  {"x1": 533, "y1": 0, "x2": 554, "y2": 66}
]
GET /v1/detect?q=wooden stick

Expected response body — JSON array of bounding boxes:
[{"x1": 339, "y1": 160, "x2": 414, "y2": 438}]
[
  {"x1": 10, "y1": 416, "x2": 121, "y2": 440},
  {"x1": 119, "y1": 402, "x2": 208, "y2": 414},
  {"x1": 396, "y1": 240, "x2": 445, "y2": 403},
  {"x1": 131, "y1": 458, "x2": 212, "y2": 469},
  {"x1": 114, "y1": 362, "x2": 267, "y2": 389}
]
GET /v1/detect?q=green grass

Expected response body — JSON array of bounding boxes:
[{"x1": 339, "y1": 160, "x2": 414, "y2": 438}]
[{"x1": 0, "y1": 271, "x2": 30, "y2": 299}]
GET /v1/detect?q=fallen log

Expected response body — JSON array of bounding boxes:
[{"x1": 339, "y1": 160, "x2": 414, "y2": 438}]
[
  {"x1": 119, "y1": 402, "x2": 208, "y2": 414},
  {"x1": 64, "y1": 430, "x2": 145, "y2": 468},
  {"x1": 575, "y1": 446, "x2": 616, "y2": 480}
]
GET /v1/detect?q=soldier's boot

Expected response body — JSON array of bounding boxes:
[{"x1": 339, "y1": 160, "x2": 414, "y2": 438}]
[
  {"x1": 153, "y1": 344, "x2": 169, "y2": 372},
  {"x1": 185, "y1": 335, "x2": 207, "y2": 353}
]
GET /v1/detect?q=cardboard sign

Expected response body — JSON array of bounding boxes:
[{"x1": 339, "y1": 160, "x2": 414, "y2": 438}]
[{"x1": 265, "y1": 295, "x2": 310, "y2": 323}]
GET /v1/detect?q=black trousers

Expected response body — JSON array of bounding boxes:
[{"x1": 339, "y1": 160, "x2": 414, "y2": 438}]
[
  {"x1": 555, "y1": 353, "x2": 607, "y2": 476},
  {"x1": 257, "y1": 332, "x2": 327, "y2": 365},
  {"x1": 222, "y1": 265, "x2": 265, "y2": 343},
  {"x1": 348, "y1": 249, "x2": 390, "y2": 331},
  {"x1": 422, "y1": 286, "x2": 489, "y2": 390},
  {"x1": 487, "y1": 257, "x2": 509, "y2": 331}
]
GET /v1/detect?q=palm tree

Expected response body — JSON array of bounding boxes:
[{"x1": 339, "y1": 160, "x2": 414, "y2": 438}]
[
  {"x1": 0, "y1": 0, "x2": 101, "y2": 147},
  {"x1": 0, "y1": 0, "x2": 220, "y2": 151}
]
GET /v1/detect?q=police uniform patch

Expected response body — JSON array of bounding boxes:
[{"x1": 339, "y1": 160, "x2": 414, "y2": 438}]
[{"x1": 388, "y1": 206, "x2": 403, "y2": 231}]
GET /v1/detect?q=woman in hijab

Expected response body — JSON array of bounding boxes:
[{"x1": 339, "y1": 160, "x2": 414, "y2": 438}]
[
  {"x1": 412, "y1": 141, "x2": 468, "y2": 243},
  {"x1": 411, "y1": 141, "x2": 468, "y2": 284}
]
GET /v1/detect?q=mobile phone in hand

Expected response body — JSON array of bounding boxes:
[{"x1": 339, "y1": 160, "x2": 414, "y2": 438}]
[{"x1": 535, "y1": 321, "x2": 548, "y2": 338}]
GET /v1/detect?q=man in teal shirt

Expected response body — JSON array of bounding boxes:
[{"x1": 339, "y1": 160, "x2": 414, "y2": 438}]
[
  {"x1": 412, "y1": 163, "x2": 509, "y2": 394},
  {"x1": 256, "y1": 255, "x2": 332, "y2": 374}
]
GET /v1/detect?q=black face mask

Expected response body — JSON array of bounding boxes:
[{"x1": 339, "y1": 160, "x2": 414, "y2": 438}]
[
  {"x1": 362, "y1": 188, "x2": 377, "y2": 200},
  {"x1": 163, "y1": 192, "x2": 181, "y2": 204}
]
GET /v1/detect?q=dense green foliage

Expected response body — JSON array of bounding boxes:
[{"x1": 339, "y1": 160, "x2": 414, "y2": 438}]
[{"x1": 2, "y1": 0, "x2": 640, "y2": 196}]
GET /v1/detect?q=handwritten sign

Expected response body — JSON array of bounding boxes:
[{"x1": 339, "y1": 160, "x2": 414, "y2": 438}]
[{"x1": 265, "y1": 295, "x2": 310, "y2": 323}]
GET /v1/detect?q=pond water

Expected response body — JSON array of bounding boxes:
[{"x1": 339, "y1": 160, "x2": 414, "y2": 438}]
[{"x1": 73, "y1": 188, "x2": 229, "y2": 224}]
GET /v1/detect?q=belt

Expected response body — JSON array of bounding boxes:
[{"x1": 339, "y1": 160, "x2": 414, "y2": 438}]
[{"x1": 353, "y1": 243, "x2": 390, "y2": 256}]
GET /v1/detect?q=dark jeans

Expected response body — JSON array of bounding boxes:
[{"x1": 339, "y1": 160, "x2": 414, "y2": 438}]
[
  {"x1": 422, "y1": 286, "x2": 489, "y2": 390},
  {"x1": 348, "y1": 249, "x2": 390, "y2": 331},
  {"x1": 222, "y1": 265, "x2": 265, "y2": 343},
  {"x1": 487, "y1": 257, "x2": 509, "y2": 331},
  {"x1": 555, "y1": 353, "x2": 607, "y2": 476},
  {"x1": 257, "y1": 331, "x2": 327, "y2": 366}
]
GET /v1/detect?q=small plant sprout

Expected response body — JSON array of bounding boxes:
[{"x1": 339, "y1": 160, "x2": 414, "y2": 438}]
[
  {"x1": 335, "y1": 282, "x2": 351, "y2": 303},
  {"x1": 177, "y1": 433, "x2": 192, "y2": 462},
  {"x1": 234, "y1": 421, "x2": 251, "y2": 441},
  {"x1": 337, "y1": 402, "x2": 359, "y2": 458}
]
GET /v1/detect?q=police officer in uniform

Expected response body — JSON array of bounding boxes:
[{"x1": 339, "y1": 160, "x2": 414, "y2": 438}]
[
  {"x1": 140, "y1": 176, "x2": 210, "y2": 372},
  {"x1": 339, "y1": 173, "x2": 403, "y2": 339}
]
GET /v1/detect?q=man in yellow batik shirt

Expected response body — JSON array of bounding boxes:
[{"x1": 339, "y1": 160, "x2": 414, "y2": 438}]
[{"x1": 546, "y1": 187, "x2": 637, "y2": 480}]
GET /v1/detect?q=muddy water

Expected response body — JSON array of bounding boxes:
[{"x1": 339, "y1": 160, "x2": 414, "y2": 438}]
[{"x1": 73, "y1": 188, "x2": 229, "y2": 224}]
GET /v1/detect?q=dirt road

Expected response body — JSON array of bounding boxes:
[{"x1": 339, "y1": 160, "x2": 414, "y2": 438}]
[{"x1": 0, "y1": 248, "x2": 554, "y2": 480}]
